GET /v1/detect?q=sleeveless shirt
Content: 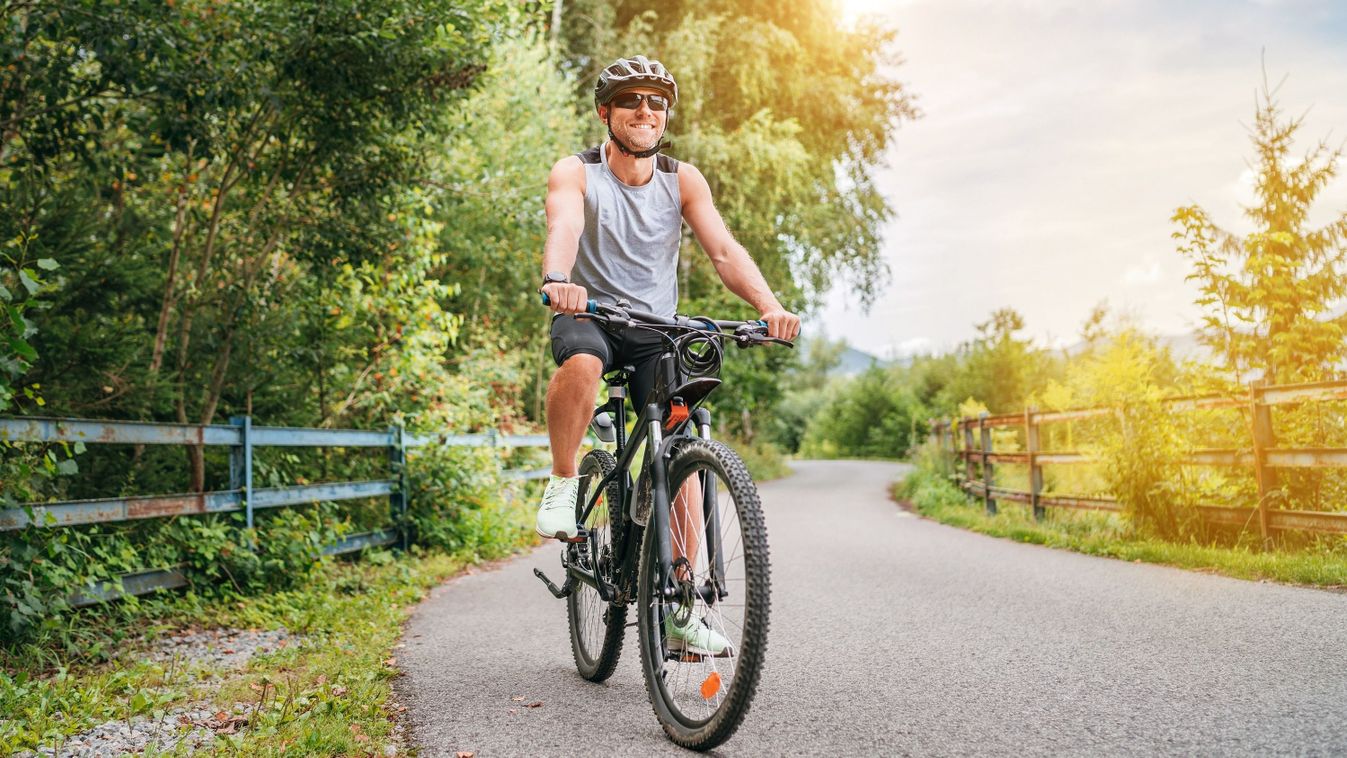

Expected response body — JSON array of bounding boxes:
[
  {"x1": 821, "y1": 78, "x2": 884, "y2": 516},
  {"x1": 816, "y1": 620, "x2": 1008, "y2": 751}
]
[{"x1": 572, "y1": 142, "x2": 683, "y2": 317}]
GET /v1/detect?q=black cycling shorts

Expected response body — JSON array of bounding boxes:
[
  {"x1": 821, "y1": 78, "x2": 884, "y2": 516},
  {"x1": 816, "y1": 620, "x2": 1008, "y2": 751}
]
[{"x1": 550, "y1": 314, "x2": 666, "y2": 410}]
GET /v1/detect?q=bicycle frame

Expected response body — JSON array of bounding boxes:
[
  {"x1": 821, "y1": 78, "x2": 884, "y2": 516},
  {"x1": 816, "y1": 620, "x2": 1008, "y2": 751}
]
[{"x1": 565, "y1": 351, "x2": 726, "y2": 607}]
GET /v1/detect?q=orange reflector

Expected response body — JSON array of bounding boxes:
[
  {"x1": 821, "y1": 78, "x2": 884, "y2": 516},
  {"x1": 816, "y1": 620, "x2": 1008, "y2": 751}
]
[
  {"x1": 700, "y1": 671, "x2": 722, "y2": 700},
  {"x1": 665, "y1": 400, "x2": 690, "y2": 431}
]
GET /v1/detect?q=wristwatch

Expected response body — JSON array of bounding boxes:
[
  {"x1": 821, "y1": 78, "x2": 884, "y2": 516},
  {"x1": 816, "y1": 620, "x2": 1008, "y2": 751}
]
[{"x1": 540, "y1": 271, "x2": 569, "y2": 290}]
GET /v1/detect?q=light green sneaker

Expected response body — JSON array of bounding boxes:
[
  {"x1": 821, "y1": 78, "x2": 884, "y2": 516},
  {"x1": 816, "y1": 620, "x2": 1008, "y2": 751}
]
[
  {"x1": 664, "y1": 606, "x2": 734, "y2": 658},
  {"x1": 535, "y1": 475, "x2": 580, "y2": 541}
]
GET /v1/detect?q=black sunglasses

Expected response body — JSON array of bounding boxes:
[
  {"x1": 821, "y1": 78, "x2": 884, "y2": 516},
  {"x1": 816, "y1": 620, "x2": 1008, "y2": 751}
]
[{"x1": 610, "y1": 92, "x2": 670, "y2": 112}]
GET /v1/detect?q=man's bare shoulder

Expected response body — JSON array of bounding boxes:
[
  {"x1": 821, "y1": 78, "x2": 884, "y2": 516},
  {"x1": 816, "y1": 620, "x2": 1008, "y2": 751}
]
[
  {"x1": 676, "y1": 160, "x2": 711, "y2": 200},
  {"x1": 548, "y1": 155, "x2": 585, "y2": 191}
]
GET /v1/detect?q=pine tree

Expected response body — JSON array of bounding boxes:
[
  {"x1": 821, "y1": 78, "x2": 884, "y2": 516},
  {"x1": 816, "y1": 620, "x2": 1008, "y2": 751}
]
[{"x1": 1172, "y1": 76, "x2": 1347, "y2": 385}]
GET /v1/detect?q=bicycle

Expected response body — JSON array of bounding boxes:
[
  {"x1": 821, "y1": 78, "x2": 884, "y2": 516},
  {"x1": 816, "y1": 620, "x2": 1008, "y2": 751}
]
[{"x1": 533, "y1": 296, "x2": 792, "y2": 751}]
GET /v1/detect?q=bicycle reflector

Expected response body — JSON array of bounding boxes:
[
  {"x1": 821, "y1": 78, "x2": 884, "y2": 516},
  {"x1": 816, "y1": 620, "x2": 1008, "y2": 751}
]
[
  {"x1": 700, "y1": 671, "x2": 722, "y2": 700},
  {"x1": 665, "y1": 398, "x2": 690, "y2": 431}
]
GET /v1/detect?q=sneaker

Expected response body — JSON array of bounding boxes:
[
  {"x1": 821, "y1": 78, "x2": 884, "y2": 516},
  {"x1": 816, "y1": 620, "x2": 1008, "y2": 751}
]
[
  {"x1": 664, "y1": 606, "x2": 734, "y2": 658},
  {"x1": 536, "y1": 475, "x2": 580, "y2": 541}
]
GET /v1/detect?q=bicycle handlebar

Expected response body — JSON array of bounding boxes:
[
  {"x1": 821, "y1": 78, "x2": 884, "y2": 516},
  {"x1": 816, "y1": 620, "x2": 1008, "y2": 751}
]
[{"x1": 539, "y1": 292, "x2": 792, "y2": 348}]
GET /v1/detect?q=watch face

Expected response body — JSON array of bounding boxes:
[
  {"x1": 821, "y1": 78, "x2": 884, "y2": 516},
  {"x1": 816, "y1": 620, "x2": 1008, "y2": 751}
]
[{"x1": 545, "y1": 271, "x2": 568, "y2": 284}]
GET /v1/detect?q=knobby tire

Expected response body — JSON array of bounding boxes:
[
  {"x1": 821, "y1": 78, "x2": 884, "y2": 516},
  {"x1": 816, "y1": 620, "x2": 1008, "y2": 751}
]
[
  {"x1": 636, "y1": 439, "x2": 770, "y2": 751},
  {"x1": 567, "y1": 449, "x2": 628, "y2": 682}
]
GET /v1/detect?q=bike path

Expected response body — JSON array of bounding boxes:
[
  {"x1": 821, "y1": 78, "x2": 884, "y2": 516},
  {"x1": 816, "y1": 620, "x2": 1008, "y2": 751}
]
[{"x1": 395, "y1": 459, "x2": 1347, "y2": 756}]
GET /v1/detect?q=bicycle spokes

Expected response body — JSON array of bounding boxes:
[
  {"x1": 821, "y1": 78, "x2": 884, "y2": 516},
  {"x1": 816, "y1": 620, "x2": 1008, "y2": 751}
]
[{"x1": 649, "y1": 459, "x2": 750, "y2": 720}]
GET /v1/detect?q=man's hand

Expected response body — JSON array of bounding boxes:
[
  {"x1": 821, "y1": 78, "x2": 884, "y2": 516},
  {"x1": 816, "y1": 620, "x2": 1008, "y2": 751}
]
[
  {"x1": 542, "y1": 282, "x2": 590, "y2": 314},
  {"x1": 758, "y1": 308, "x2": 800, "y2": 341}
]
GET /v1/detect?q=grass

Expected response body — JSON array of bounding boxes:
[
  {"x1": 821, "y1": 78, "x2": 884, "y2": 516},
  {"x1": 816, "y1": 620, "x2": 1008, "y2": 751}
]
[
  {"x1": 896, "y1": 465, "x2": 1347, "y2": 589},
  {"x1": 1, "y1": 499, "x2": 538, "y2": 756}
]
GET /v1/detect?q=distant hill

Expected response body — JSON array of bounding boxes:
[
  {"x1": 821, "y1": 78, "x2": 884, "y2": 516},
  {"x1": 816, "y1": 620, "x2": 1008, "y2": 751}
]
[{"x1": 832, "y1": 345, "x2": 888, "y2": 377}]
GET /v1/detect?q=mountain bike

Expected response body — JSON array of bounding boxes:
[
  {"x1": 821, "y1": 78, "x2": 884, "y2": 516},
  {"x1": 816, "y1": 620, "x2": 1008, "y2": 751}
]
[{"x1": 534, "y1": 296, "x2": 792, "y2": 751}]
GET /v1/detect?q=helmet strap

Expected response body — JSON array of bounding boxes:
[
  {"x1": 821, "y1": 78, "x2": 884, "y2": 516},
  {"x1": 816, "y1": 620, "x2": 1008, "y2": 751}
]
[{"x1": 605, "y1": 114, "x2": 670, "y2": 159}]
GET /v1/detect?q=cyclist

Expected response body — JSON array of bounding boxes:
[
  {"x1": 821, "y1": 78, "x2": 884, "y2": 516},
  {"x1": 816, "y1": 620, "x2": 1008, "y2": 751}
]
[{"x1": 536, "y1": 55, "x2": 799, "y2": 653}]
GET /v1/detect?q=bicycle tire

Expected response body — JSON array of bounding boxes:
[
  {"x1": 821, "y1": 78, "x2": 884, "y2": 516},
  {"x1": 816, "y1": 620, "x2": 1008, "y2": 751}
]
[
  {"x1": 636, "y1": 439, "x2": 770, "y2": 751},
  {"x1": 567, "y1": 449, "x2": 628, "y2": 682}
]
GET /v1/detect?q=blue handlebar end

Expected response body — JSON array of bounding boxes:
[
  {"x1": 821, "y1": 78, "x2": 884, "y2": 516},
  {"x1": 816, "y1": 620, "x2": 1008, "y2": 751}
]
[
  {"x1": 756, "y1": 320, "x2": 767, "y2": 327},
  {"x1": 540, "y1": 292, "x2": 598, "y2": 314}
]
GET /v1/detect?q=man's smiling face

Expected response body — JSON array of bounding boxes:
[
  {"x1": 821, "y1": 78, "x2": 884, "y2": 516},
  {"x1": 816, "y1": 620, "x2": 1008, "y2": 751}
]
[{"x1": 600, "y1": 86, "x2": 667, "y2": 152}]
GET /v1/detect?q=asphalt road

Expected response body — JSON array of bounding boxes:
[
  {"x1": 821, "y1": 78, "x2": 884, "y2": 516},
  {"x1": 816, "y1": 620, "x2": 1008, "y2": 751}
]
[{"x1": 395, "y1": 459, "x2": 1347, "y2": 757}]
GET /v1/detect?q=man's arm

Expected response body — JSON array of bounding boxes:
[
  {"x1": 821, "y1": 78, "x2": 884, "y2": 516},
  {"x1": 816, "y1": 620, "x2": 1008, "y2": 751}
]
[
  {"x1": 678, "y1": 163, "x2": 801, "y2": 340},
  {"x1": 541, "y1": 156, "x2": 590, "y2": 314}
]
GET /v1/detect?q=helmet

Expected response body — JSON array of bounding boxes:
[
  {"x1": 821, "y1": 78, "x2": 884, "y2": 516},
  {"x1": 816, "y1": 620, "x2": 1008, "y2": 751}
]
[{"x1": 594, "y1": 55, "x2": 678, "y2": 110}]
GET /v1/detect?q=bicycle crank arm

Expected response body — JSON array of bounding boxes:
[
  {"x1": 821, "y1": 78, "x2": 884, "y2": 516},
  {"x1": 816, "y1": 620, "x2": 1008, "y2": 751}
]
[
  {"x1": 533, "y1": 568, "x2": 573, "y2": 599},
  {"x1": 567, "y1": 564, "x2": 619, "y2": 602}
]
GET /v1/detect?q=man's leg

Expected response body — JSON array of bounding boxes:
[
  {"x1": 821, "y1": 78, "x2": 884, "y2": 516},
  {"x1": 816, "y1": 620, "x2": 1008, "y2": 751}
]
[
  {"x1": 545, "y1": 353, "x2": 603, "y2": 476},
  {"x1": 671, "y1": 475, "x2": 703, "y2": 579},
  {"x1": 538, "y1": 315, "x2": 613, "y2": 540}
]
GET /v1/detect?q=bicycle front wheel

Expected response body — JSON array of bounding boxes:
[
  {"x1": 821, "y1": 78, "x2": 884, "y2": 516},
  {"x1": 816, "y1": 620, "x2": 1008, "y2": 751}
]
[
  {"x1": 636, "y1": 439, "x2": 770, "y2": 751},
  {"x1": 567, "y1": 449, "x2": 627, "y2": 682}
]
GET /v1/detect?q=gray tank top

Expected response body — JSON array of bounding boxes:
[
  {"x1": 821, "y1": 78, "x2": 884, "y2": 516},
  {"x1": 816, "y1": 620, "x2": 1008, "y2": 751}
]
[{"x1": 572, "y1": 142, "x2": 683, "y2": 316}]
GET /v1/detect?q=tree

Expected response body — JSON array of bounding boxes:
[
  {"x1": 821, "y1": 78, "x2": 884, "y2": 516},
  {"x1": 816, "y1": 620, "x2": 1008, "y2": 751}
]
[
  {"x1": 937, "y1": 307, "x2": 1054, "y2": 414},
  {"x1": 1173, "y1": 76, "x2": 1347, "y2": 385}
]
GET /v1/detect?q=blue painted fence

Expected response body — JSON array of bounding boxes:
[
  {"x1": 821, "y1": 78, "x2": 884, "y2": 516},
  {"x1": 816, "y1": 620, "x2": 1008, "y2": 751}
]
[{"x1": 0, "y1": 415, "x2": 553, "y2": 607}]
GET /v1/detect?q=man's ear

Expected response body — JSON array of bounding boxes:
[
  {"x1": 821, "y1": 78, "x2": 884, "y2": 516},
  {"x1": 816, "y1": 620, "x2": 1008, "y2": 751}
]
[{"x1": 597, "y1": 104, "x2": 609, "y2": 121}]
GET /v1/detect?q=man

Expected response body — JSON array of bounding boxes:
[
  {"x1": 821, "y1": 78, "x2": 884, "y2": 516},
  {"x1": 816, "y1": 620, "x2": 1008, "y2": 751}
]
[{"x1": 536, "y1": 55, "x2": 800, "y2": 653}]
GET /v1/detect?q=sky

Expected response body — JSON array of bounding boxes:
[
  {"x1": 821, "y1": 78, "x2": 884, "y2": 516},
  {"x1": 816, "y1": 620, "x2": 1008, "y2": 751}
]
[{"x1": 821, "y1": 0, "x2": 1347, "y2": 358}]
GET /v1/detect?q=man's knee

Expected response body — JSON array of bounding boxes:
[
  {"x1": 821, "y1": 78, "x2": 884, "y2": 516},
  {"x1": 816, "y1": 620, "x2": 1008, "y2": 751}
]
[{"x1": 556, "y1": 352, "x2": 603, "y2": 378}]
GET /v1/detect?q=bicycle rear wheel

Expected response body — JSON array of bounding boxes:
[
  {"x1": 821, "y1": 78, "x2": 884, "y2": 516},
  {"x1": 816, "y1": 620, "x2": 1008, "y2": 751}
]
[
  {"x1": 567, "y1": 450, "x2": 627, "y2": 682},
  {"x1": 636, "y1": 439, "x2": 770, "y2": 751}
]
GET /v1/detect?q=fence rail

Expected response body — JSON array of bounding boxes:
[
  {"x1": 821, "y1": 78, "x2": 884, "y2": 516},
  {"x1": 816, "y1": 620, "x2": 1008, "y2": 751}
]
[
  {"x1": 1, "y1": 414, "x2": 555, "y2": 606},
  {"x1": 929, "y1": 378, "x2": 1347, "y2": 540}
]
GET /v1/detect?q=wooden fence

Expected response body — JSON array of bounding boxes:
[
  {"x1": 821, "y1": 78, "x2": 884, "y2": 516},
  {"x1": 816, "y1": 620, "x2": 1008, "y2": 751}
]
[{"x1": 928, "y1": 378, "x2": 1347, "y2": 540}]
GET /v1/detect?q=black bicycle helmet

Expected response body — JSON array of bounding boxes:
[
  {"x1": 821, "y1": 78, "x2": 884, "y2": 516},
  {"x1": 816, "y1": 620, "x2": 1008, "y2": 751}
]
[{"x1": 594, "y1": 55, "x2": 678, "y2": 109}]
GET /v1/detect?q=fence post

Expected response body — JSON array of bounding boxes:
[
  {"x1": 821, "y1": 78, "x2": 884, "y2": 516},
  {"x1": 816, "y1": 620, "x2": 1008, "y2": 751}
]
[
  {"x1": 979, "y1": 412, "x2": 997, "y2": 515},
  {"x1": 390, "y1": 424, "x2": 408, "y2": 551},
  {"x1": 1025, "y1": 406, "x2": 1044, "y2": 521},
  {"x1": 229, "y1": 416, "x2": 254, "y2": 529},
  {"x1": 1249, "y1": 382, "x2": 1276, "y2": 546},
  {"x1": 961, "y1": 418, "x2": 975, "y2": 491}
]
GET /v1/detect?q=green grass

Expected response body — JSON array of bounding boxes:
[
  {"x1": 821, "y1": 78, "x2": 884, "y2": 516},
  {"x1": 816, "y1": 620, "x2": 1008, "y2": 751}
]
[
  {"x1": 896, "y1": 465, "x2": 1347, "y2": 589},
  {"x1": 1, "y1": 499, "x2": 538, "y2": 756}
]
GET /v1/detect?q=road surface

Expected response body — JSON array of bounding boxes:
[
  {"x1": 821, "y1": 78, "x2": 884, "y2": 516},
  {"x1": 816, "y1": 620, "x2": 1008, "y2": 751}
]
[{"x1": 395, "y1": 460, "x2": 1347, "y2": 756}]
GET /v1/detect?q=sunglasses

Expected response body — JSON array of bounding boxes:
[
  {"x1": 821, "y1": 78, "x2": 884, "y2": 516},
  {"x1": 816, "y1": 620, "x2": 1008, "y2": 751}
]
[{"x1": 610, "y1": 92, "x2": 670, "y2": 112}]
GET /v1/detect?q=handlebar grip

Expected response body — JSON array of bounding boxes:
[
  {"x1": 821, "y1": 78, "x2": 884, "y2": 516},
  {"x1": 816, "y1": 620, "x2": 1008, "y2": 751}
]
[{"x1": 539, "y1": 292, "x2": 597, "y2": 313}]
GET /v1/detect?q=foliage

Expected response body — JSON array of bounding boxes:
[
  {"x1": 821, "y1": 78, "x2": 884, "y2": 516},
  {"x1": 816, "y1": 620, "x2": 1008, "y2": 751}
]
[
  {"x1": 898, "y1": 466, "x2": 1347, "y2": 588},
  {"x1": 799, "y1": 366, "x2": 917, "y2": 459},
  {"x1": 0, "y1": 0, "x2": 537, "y2": 647},
  {"x1": 1172, "y1": 78, "x2": 1347, "y2": 517},
  {"x1": 937, "y1": 307, "x2": 1059, "y2": 415},
  {"x1": 1172, "y1": 80, "x2": 1347, "y2": 385},
  {"x1": 1060, "y1": 332, "x2": 1197, "y2": 539}
]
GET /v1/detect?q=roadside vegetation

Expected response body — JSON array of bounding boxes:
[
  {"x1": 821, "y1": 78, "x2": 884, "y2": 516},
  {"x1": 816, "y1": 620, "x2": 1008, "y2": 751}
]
[
  {"x1": 896, "y1": 461, "x2": 1347, "y2": 588},
  {"x1": 875, "y1": 79, "x2": 1347, "y2": 576}
]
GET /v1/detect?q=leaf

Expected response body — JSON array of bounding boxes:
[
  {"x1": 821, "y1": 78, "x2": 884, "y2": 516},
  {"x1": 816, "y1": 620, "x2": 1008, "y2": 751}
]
[
  {"x1": 36, "y1": 258, "x2": 59, "y2": 271},
  {"x1": 17, "y1": 269, "x2": 38, "y2": 295}
]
